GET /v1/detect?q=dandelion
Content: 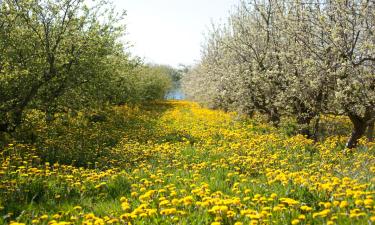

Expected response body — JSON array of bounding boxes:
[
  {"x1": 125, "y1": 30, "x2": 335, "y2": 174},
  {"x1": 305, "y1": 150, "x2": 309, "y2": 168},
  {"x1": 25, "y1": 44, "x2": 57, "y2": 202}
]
[
  {"x1": 339, "y1": 200, "x2": 349, "y2": 208},
  {"x1": 160, "y1": 208, "x2": 177, "y2": 216},
  {"x1": 364, "y1": 198, "x2": 373, "y2": 208},
  {"x1": 300, "y1": 205, "x2": 312, "y2": 212},
  {"x1": 40, "y1": 215, "x2": 49, "y2": 220},
  {"x1": 291, "y1": 219, "x2": 300, "y2": 225}
]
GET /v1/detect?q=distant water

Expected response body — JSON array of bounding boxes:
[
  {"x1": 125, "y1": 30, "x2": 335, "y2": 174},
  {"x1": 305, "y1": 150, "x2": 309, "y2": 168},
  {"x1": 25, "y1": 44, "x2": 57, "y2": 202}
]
[{"x1": 166, "y1": 89, "x2": 185, "y2": 100}]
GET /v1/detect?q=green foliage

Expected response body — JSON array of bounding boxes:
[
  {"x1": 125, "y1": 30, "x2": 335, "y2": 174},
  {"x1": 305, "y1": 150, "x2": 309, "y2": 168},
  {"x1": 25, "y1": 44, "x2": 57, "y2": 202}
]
[
  {"x1": 1, "y1": 172, "x2": 82, "y2": 215},
  {"x1": 133, "y1": 64, "x2": 173, "y2": 101},
  {"x1": 0, "y1": 0, "x2": 124, "y2": 130},
  {"x1": 0, "y1": 0, "x2": 173, "y2": 135},
  {"x1": 105, "y1": 175, "x2": 131, "y2": 199}
]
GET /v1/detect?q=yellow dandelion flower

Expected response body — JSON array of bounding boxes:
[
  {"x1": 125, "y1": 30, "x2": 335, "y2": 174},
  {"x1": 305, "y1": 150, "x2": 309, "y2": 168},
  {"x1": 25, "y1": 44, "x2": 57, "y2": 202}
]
[
  {"x1": 40, "y1": 215, "x2": 49, "y2": 220},
  {"x1": 339, "y1": 201, "x2": 349, "y2": 208},
  {"x1": 291, "y1": 219, "x2": 300, "y2": 225}
]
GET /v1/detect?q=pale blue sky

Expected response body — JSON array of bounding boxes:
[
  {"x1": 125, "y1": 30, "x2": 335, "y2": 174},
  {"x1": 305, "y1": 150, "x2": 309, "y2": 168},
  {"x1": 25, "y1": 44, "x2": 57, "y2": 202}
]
[{"x1": 113, "y1": 0, "x2": 237, "y2": 67}]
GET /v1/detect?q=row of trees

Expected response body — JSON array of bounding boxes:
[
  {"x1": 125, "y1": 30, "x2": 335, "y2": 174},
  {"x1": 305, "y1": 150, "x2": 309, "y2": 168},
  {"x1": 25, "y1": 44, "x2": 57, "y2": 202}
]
[
  {"x1": 182, "y1": 0, "x2": 374, "y2": 148},
  {"x1": 0, "y1": 0, "x2": 172, "y2": 133}
]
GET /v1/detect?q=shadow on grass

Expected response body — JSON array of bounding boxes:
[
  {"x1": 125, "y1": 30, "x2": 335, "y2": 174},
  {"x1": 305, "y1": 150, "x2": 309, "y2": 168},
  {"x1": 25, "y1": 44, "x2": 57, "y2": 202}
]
[{"x1": 2, "y1": 101, "x2": 178, "y2": 167}]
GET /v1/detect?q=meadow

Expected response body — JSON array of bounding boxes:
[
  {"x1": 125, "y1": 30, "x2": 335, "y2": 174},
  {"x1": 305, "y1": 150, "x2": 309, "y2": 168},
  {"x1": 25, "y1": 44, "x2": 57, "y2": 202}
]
[{"x1": 0, "y1": 101, "x2": 374, "y2": 225}]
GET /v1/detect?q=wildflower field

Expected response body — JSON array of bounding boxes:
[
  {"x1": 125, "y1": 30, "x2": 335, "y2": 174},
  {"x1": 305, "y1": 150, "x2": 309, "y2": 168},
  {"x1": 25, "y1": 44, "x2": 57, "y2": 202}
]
[{"x1": 0, "y1": 101, "x2": 374, "y2": 225}]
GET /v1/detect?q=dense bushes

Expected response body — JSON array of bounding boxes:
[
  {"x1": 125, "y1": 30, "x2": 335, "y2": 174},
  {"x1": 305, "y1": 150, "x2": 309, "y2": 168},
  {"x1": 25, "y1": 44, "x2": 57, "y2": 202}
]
[
  {"x1": 134, "y1": 64, "x2": 173, "y2": 102},
  {"x1": 182, "y1": 0, "x2": 374, "y2": 147}
]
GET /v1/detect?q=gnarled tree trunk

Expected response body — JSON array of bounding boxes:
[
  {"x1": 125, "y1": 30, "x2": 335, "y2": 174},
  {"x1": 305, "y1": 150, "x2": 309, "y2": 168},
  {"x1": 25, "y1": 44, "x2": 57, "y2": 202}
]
[
  {"x1": 311, "y1": 116, "x2": 320, "y2": 141},
  {"x1": 346, "y1": 113, "x2": 368, "y2": 148},
  {"x1": 296, "y1": 114, "x2": 315, "y2": 138},
  {"x1": 267, "y1": 108, "x2": 280, "y2": 127},
  {"x1": 367, "y1": 120, "x2": 374, "y2": 142}
]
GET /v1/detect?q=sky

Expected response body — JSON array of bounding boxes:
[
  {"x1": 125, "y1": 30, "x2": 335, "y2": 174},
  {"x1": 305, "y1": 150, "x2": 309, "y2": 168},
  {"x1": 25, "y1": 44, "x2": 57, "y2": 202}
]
[{"x1": 113, "y1": 0, "x2": 238, "y2": 67}]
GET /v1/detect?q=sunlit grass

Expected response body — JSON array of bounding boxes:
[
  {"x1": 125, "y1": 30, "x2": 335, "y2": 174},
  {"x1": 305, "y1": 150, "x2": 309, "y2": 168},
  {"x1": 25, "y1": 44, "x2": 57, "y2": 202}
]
[{"x1": 0, "y1": 101, "x2": 374, "y2": 225}]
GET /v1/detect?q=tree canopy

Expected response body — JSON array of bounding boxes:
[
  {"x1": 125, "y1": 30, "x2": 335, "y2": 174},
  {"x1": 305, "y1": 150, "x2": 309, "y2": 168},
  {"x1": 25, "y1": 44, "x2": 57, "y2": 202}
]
[
  {"x1": 182, "y1": 0, "x2": 375, "y2": 148},
  {"x1": 0, "y1": 0, "x2": 172, "y2": 133}
]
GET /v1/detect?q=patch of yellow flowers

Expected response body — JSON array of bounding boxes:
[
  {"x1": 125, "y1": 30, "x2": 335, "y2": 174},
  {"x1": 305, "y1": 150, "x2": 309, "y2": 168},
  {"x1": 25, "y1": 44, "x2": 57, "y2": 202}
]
[{"x1": 2, "y1": 101, "x2": 374, "y2": 224}]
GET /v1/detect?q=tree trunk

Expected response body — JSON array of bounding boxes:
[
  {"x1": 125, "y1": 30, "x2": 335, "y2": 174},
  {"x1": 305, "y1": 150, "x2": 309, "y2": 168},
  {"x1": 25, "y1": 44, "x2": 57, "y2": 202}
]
[
  {"x1": 367, "y1": 120, "x2": 374, "y2": 142},
  {"x1": 312, "y1": 116, "x2": 320, "y2": 141},
  {"x1": 296, "y1": 114, "x2": 314, "y2": 138},
  {"x1": 346, "y1": 114, "x2": 368, "y2": 148},
  {"x1": 267, "y1": 108, "x2": 280, "y2": 127}
]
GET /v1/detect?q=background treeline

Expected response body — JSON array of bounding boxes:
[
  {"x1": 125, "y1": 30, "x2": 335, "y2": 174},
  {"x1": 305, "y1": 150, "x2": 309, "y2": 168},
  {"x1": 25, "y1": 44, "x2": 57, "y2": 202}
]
[
  {"x1": 182, "y1": 0, "x2": 374, "y2": 148},
  {"x1": 0, "y1": 0, "x2": 176, "y2": 139}
]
